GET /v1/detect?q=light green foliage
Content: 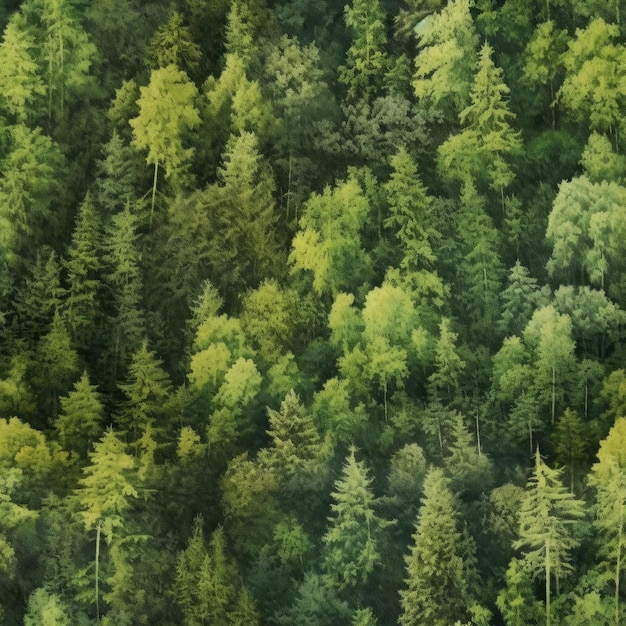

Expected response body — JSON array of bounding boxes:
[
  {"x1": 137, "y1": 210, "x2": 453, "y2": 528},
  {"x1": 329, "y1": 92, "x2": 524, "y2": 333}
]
[
  {"x1": 146, "y1": 11, "x2": 201, "y2": 73},
  {"x1": 290, "y1": 174, "x2": 372, "y2": 296},
  {"x1": 241, "y1": 280, "x2": 292, "y2": 363},
  {"x1": 24, "y1": 588, "x2": 71, "y2": 626},
  {"x1": 323, "y1": 448, "x2": 390, "y2": 590},
  {"x1": 208, "y1": 357, "x2": 262, "y2": 448},
  {"x1": 413, "y1": 0, "x2": 478, "y2": 116},
  {"x1": 352, "y1": 607, "x2": 378, "y2": 625},
  {"x1": 130, "y1": 64, "x2": 200, "y2": 195},
  {"x1": 399, "y1": 467, "x2": 474, "y2": 626},
  {"x1": 588, "y1": 418, "x2": 626, "y2": 626},
  {"x1": 57, "y1": 371, "x2": 104, "y2": 458},
  {"x1": 438, "y1": 43, "x2": 521, "y2": 192},
  {"x1": 328, "y1": 293, "x2": 363, "y2": 352},
  {"x1": 497, "y1": 557, "x2": 545, "y2": 626},
  {"x1": 524, "y1": 306, "x2": 577, "y2": 422},
  {"x1": 559, "y1": 18, "x2": 626, "y2": 134},
  {"x1": 338, "y1": 0, "x2": 388, "y2": 101},
  {"x1": 580, "y1": 132, "x2": 626, "y2": 183},
  {"x1": 0, "y1": 124, "x2": 64, "y2": 267},
  {"x1": 0, "y1": 14, "x2": 45, "y2": 121},
  {"x1": 77, "y1": 428, "x2": 138, "y2": 541},
  {"x1": 547, "y1": 176, "x2": 626, "y2": 289},
  {"x1": 515, "y1": 449, "x2": 585, "y2": 626},
  {"x1": 311, "y1": 377, "x2": 368, "y2": 443}
]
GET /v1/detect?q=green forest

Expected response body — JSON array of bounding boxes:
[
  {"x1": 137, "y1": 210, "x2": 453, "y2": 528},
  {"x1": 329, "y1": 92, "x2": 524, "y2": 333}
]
[{"x1": 2, "y1": 0, "x2": 626, "y2": 623}]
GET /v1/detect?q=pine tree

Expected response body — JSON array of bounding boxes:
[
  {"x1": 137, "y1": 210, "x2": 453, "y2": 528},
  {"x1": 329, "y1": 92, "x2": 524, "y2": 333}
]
[
  {"x1": 514, "y1": 448, "x2": 585, "y2": 626},
  {"x1": 428, "y1": 318, "x2": 466, "y2": 405},
  {"x1": 62, "y1": 194, "x2": 103, "y2": 349},
  {"x1": 56, "y1": 371, "x2": 104, "y2": 458},
  {"x1": 95, "y1": 131, "x2": 137, "y2": 215},
  {"x1": 399, "y1": 467, "x2": 473, "y2": 626},
  {"x1": 322, "y1": 448, "x2": 390, "y2": 592},
  {"x1": 117, "y1": 341, "x2": 172, "y2": 441},
  {"x1": 338, "y1": 0, "x2": 389, "y2": 102}
]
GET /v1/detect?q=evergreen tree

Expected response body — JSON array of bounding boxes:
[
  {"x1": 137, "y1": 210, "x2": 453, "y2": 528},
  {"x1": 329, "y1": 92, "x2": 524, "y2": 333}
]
[
  {"x1": 62, "y1": 194, "x2": 103, "y2": 350},
  {"x1": 428, "y1": 318, "x2": 466, "y2": 405},
  {"x1": 438, "y1": 42, "x2": 522, "y2": 195},
  {"x1": 338, "y1": 0, "x2": 388, "y2": 102},
  {"x1": 514, "y1": 448, "x2": 586, "y2": 626},
  {"x1": 95, "y1": 131, "x2": 137, "y2": 215},
  {"x1": 399, "y1": 467, "x2": 474, "y2": 626},
  {"x1": 56, "y1": 371, "x2": 104, "y2": 458},
  {"x1": 117, "y1": 341, "x2": 172, "y2": 441}
]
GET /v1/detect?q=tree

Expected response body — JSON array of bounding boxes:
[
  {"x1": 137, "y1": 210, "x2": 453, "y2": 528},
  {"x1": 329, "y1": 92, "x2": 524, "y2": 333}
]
[
  {"x1": 438, "y1": 42, "x2": 522, "y2": 196},
  {"x1": 412, "y1": 0, "x2": 478, "y2": 118},
  {"x1": 553, "y1": 408, "x2": 588, "y2": 493},
  {"x1": 24, "y1": 588, "x2": 72, "y2": 626},
  {"x1": 0, "y1": 124, "x2": 64, "y2": 274},
  {"x1": 37, "y1": 0, "x2": 98, "y2": 126},
  {"x1": 117, "y1": 342, "x2": 172, "y2": 441},
  {"x1": 399, "y1": 467, "x2": 475, "y2": 626},
  {"x1": 559, "y1": 18, "x2": 626, "y2": 138},
  {"x1": 546, "y1": 176, "x2": 626, "y2": 290},
  {"x1": 514, "y1": 448, "x2": 585, "y2": 626},
  {"x1": 523, "y1": 306, "x2": 577, "y2": 423},
  {"x1": 76, "y1": 428, "x2": 138, "y2": 621},
  {"x1": 580, "y1": 132, "x2": 626, "y2": 184},
  {"x1": 588, "y1": 418, "x2": 626, "y2": 626},
  {"x1": 383, "y1": 146, "x2": 438, "y2": 273},
  {"x1": 0, "y1": 13, "x2": 45, "y2": 122},
  {"x1": 338, "y1": 0, "x2": 388, "y2": 101},
  {"x1": 290, "y1": 173, "x2": 372, "y2": 296},
  {"x1": 497, "y1": 557, "x2": 545, "y2": 626},
  {"x1": 322, "y1": 448, "x2": 390, "y2": 592},
  {"x1": 62, "y1": 194, "x2": 103, "y2": 349},
  {"x1": 428, "y1": 318, "x2": 465, "y2": 405},
  {"x1": 103, "y1": 207, "x2": 146, "y2": 377},
  {"x1": 130, "y1": 64, "x2": 200, "y2": 218},
  {"x1": 498, "y1": 261, "x2": 546, "y2": 338},
  {"x1": 56, "y1": 371, "x2": 104, "y2": 458},
  {"x1": 175, "y1": 518, "x2": 259, "y2": 625},
  {"x1": 146, "y1": 10, "x2": 201, "y2": 74}
]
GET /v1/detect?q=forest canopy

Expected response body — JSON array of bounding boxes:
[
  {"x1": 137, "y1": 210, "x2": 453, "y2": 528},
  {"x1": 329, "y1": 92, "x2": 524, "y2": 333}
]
[{"x1": 0, "y1": 0, "x2": 626, "y2": 624}]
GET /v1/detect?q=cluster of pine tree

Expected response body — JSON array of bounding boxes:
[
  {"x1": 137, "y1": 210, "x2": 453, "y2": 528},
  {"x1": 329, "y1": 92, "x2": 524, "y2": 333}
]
[{"x1": 1, "y1": 0, "x2": 626, "y2": 624}]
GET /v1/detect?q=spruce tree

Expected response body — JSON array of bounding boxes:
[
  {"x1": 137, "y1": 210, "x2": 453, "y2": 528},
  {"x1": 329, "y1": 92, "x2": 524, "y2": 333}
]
[
  {"x1": 514, "y1": 448, "x2": 585, "y2": 626},
  {"x1": 399, "y1": 467, "x2": 473, "y2": 626},
  {"x1": 322, "y1": 448, "x2": 390, "y2": 592}
]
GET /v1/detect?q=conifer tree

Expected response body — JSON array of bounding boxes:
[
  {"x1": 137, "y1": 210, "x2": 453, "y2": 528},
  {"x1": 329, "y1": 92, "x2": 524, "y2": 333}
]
[
  {"x1": 95, "y1": 131, "x2": 137, "y2": 215},
  {"x1": 338, "y1": 0, "x2": 388, "y2": 102},
  {"x1": 399, "y1": 467, "x2": 474, "y2": 626},
  {"x1": 322, "y1": 448, "x2": 390, "y2": 592},
  {"x1": 515, "y1": 448, "x2": 585, "y2": 626},
  {"x1": 438, "y1": 42, "x2": 522, "y2": 195},
  {"x1": 428, "y1": 318, "x2": 466, "y2": 405},
  {"x1": 118, "y1": 341, "x2": 172, "y2": 441},
  {"x1": 56, "y1": 371, "x2": 104, "y2": 458},
  {"x1": 62, "y1": 194, "x2": 103, "y2": 349}
]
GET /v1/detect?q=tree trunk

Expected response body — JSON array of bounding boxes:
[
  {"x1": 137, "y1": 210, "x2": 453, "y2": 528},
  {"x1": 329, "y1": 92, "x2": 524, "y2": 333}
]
[
  {"x1": 475, "y1": 412, "x2": 482, "y2": 457},
  {"x1": 616, "y1": 507, "x2": 623, "y2": 626},
  {"x1": 95, "y1": 521, "x2": 101, "y2": 623},
  {"x1": 546, "y1": 542, "x2": 551, "y2": 626},
  {"x1": 551, "y1": 366, "x2": 556, "y2": 425},
  {"x1": 150, "y1": 160, "x2": 159, "y2": 227}
]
